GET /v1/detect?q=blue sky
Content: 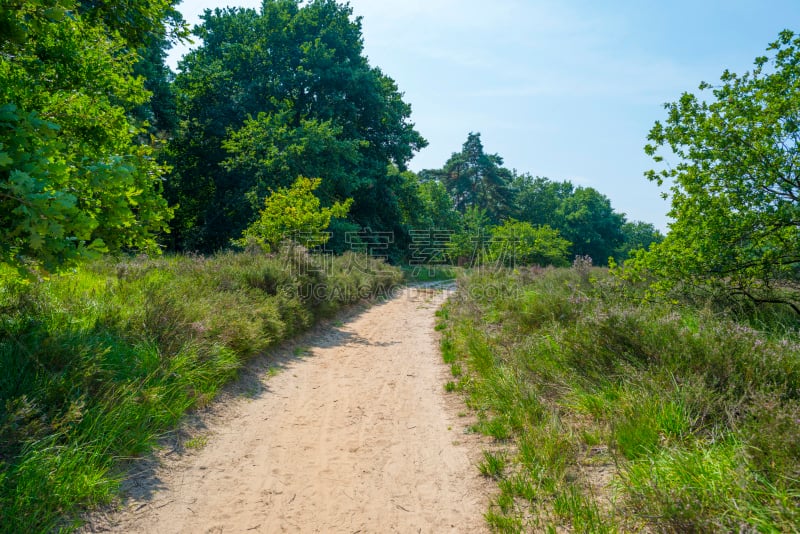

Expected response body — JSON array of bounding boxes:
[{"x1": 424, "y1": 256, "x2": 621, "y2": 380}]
[{"x1": 167, "y1": 1, "x2": 800, "y2": 231}]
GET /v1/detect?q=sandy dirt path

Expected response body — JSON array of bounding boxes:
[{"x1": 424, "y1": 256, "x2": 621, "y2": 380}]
[{"x1": 89, "y1": 286, "x2": 490, "y2": 534}]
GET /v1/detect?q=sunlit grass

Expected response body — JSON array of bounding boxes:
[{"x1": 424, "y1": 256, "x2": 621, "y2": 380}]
[{"x1": 439, "y1": 266, "x2": 800, "y2": 531}]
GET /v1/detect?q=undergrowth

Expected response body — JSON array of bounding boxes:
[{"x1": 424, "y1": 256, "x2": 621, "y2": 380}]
[
  {"x1": 438, "y1": 265, "x2": 800, "y2": 532},
  {"x1": 0, "y1": 249, "x2": 401, "y2": 533}
]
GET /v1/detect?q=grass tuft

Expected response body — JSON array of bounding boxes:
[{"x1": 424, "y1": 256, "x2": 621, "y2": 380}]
[{"x1": 478, "y1": 450, "x2": 507, "y2": 479}]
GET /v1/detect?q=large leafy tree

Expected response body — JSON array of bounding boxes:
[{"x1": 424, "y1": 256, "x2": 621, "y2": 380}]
[
  {"x1": 513, "y1": 174, "x2": 572, "y2": 229},
  {"x1": 167, "y1": 0, "x2": 426, "y2": 252},
  {"x1": 559, "y1": 186, "x2": 624, "y2": 264},
  {"x1": 427, "y1": 132, "x2": 513, "y2": 223},
  {"x1": 220, "y1": 105, "x2": 362, "y2": 233},
  {"x1": 513, "y1": 174, "x2": 624, "y2": 265},
  {"x1": 633, "y1": 30, "x2": 800, "y2": 312},
  {"x1": 0, "y1": 0, "x2": 185, "y2": 272}
]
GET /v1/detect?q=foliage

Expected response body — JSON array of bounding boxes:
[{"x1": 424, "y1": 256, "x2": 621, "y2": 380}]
[
  {"x1": 615, "y1": 220, "x2": 664, "y2": 261},
  {"x1": 513, "y1": 174, "x2": 625, "y2": 265},
  {"x1": 558, "y1": 186, "x2": 625, "y2": 263},
  {"x1": 438, "y1": 267, "x2": 800, "y2": 532},
  {"x1": 0, "y1": 0, "x2": 181, "y2": 273},
  {"x1": 222, "y1": 106, "x2": 362, "y2": 211},
  {"x1": 166, "y1": 0, "x2": 426, "y2": 252},
  {"x1": 0, "y1": 252, "x2": 402, "y2": 532},
  {"x1": 487, "y1": 220, "x2": 571, "y2": 267},
  {"x1": 416, "y1": 178, "x2": 462, "y2": 232},
  {"x1": 512, "y1": 173, "x2": 573, "y2": 229},
  {"x1": 76, "y1": 0, "x2": 188, "y2": 51},
  {"x1": 235, "y1": 176, "x2": 352, "y2": 251},
  {"x1": 445, "y1": 206, "x2": 492, "y2": 265},
  {"x1": 130, "y1": 6, "x2": 186, "y2": 136},
  {"x1": 633, "y1": 30, "x2": 800, "y2": 313},
  {"x1": 425, "y1": 132, "x2": 513, "y2": 223}
]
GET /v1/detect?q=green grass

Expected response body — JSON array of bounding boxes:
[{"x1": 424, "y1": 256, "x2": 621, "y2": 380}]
[
  {"x1": 401, "y1": 264, "x2": 460, "y2": 283},
  {"x1": 439, "y1": 266, "x2": 800, "y2": 532},
  {"x1": 478, "y1": 450, "x2": 507, "y2": 479},
  {"x1": 0, "y1": 250, "x2": 401, "y2": 533},
  {"x1": 184, "y1": 435, "x2": 208, "y2": 449}
]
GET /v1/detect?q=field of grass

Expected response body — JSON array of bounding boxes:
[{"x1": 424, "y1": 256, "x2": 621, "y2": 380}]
[
  {"x1": 0, "y1": 248, "x2": 401, "y2": 533},
  {"x1": 437, "y1": 265, "x2": 800, "y2": 532}
]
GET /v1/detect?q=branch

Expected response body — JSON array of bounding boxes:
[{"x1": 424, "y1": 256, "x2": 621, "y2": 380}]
[{"x1": 733, "y1": 287, "x2": 800, "y2": 316}]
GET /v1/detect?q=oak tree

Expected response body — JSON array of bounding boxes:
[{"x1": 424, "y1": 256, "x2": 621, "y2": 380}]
[
  {"x1": 633, "y1": 30, "x2": 800, "y2": 312},
  {"x1": 167, "y1": 0, "x2": 426, "y2": 252},
  {"x1": 0, "y1": 0, "x2": 184, "y2": 272}
]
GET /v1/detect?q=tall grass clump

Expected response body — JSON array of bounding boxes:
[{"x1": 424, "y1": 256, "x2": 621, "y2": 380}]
[
  {"x1": 438, "y1": 265, "x2": 800, "y2": 532},
  {"x1": 0, "y1": 249, "x2": 401, "y2": 533}
]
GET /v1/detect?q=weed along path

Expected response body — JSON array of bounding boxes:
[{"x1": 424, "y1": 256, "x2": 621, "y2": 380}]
[{"x1": 90, "y1": 286, "x2": 489, "y2": 533}]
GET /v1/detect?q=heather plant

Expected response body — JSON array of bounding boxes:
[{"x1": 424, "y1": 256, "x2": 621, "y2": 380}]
[{"x1": 438, "y1": 266, "x2": 800, "y2": 532}]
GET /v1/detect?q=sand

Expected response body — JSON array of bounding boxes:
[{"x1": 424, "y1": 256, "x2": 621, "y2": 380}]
[{"x1": 84, "y1": 286, "x2": 490, "y2": 534}]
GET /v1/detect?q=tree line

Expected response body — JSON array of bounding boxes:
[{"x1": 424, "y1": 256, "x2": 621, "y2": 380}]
[
  {"x1": 0, "y1": 0, "x2": 661, "y2": 272},
  {"x1": 3, "y1": 1, "x2": 798, "y2": 311}
]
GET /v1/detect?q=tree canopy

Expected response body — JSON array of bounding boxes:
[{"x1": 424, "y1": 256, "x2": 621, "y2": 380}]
[
  {"x1": 0, "y1": 0, "x2": 185, "y2": 272},
  {"x1": 630, "y1": 30, "x2": 800, "y2": 312},
  {"x1": 0, "y1": 1, "x2": 661, "y2": 272},
  {"x1": 166, "y1": 0, "x2": 426, "y2": 252},
  {"x1": 428, "y1": 132, "x2": 513, "y2": 223},
  {"x1": 420, "y1": 133, "x2": 651, "y2": 266}
]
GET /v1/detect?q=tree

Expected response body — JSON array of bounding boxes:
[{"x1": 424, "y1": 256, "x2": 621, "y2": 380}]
[
  {"x1": 488, "y1": 220, "x2": 571, "y2": 267},
  {"x1": 76, "y1": 0, "x2": 187, "y2": 51},
  {"x1": 418, "y1": 180, "x2": 461, "y2": 232},
  {"x1": 446, "y1": 206, "x2": 492, "y2": 265},
  {"x1": 558, "y1": 186, "x2": 625, "y2": 265},
  {"x1": 393, "y1": 169, "x2": 460, "y2": 232},
  {"x1": 513, "y1": 174, "x2": 624, "y2": 265},
  {"x1": 236, "y1": 176, "x2": 352, "y2": 252},
  {"x1": 615, "y1": 221, "x2": 664, "y2": 262},
  {"x1": 131, "y1": 6, "x2": 186, "y2": 137},
  {"x1": 220, "y1": 105, "x2": 363, "y2": 239},
  {"x1": 512, "y1": 174, "x2": 573, "y2": 229},
  {"x1": 167, "y1": 0, "x2": 426, "y2": 252},
  {"x1": 428, "y1": 132, "x2": 513, "y2": 223},
  {"x1": 632, "y1": 30, "x2": 800, "y2": 312},
  {"x1": 0, "y1": 1, "x2": 182, "y2": 272}
]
